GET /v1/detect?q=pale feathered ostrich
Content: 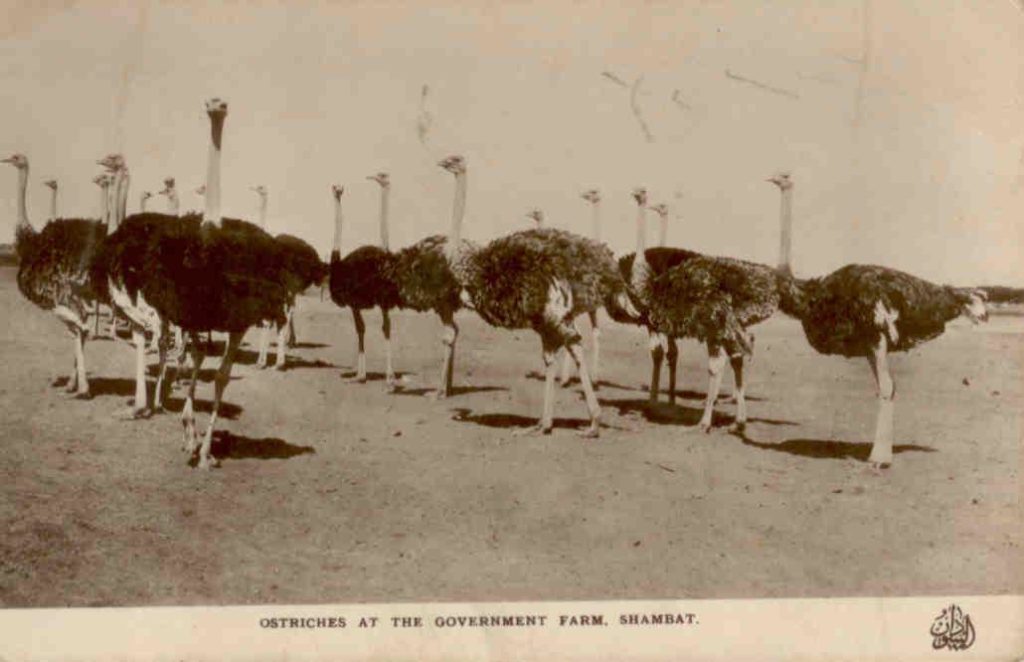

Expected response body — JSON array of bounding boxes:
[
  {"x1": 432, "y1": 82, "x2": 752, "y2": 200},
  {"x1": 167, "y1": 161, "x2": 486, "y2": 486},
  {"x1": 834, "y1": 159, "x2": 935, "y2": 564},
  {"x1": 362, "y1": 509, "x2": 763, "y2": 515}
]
[
  {"x1": 328, "y1": 175, "x2": 403, "y2": 390},
  {"x1": 43, "y1": 179, "x2": 58, "y2": 222},
  {"x1": 253, "y1": 184, "x2": 326, "y2": 370},
  {"x1": 158, "y1": 177, "x2": 180, "y2": 216},
  {"x1": 439, "y1": 155, "x2": 636, "y2": 435},
  {"x1": 3, "y1": 154, "x2": 109, "y2": 398},
  {"x1": 611, "y1": 188, "x2": 702, "y2": 407},
  {"x1": 96, "y1": 98, "x2": 293, "y2": 468},
  {"x1": 766, "y1": 173, "x2": 989, "y2": 468}
]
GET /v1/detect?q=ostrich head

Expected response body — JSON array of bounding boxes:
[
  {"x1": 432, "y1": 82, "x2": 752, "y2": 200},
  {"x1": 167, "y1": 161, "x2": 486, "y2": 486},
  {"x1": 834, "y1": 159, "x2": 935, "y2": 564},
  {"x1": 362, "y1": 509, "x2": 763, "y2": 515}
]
[
  {"x1": 43, "y1": 179, "x2": 57, "y2": 191},
  {"x1": 331, "y1": 184, "x2": 345, "y2": 200},
  {"x1": 525, "y1": 208, "x2": 544, "y2": 226},
  {"x1": 367, "y1": 172, "x2": 390, "y2": 188},
  {"x1": 251, "y1": 185, "x2": 267, "y2": 198},
  {"x1": 438, "y1": 155, "x2": 466, "y2": 175},
  {"x1": 767, "y1": 172, "x2": 793, "y2": 190},
  {"x1": 581, "y1": 189, "x2": 601, "y2": 204},
  {"x1": 632, "y1": 187, "x2": 648, "y2": 206},
  {"x1": 649, "y1": 203, "x2": 669, "y2": 219},
  {"x1": 1, "y1": 153, "x2": 28, "y2": 170},
  {"x1": 141, "y1": 191, "x2": 153, "y2": 202},
  {"x1": 159, "y1": 177, "x2": 175, "y2": 196},
  {"x1": 92, "y1": 174, "x2": 112, "y2": 188},
  {"x1": 205, "y1": 97, "x2": 228, "y2": 118},
  {"x1": 96, "y1": 153, "x2": 126, "y2": 173},
  {"x1": 955, "y1": 289, "x2": 989, "y2": 324}
]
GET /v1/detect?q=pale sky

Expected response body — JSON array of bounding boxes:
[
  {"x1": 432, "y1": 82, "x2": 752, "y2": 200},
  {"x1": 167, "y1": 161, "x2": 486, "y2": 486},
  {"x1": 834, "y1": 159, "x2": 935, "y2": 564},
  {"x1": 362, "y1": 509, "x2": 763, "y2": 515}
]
[{"x1": 1, "y1": 0, "x2": 1022, "y2": 285}]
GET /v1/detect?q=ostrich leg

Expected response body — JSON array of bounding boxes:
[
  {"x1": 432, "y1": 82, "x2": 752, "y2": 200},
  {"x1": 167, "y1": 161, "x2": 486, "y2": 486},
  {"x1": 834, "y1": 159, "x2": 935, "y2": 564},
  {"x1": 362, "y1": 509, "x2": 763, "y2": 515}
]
[
  {"x1": 348, "y1": 309, "x2": 367, "y2": 382},
  {"x1": 514, "y1": 336, "x2": 560, "y2": 436},
  {"x1": 181, "y1": 336, "x2": 205, "y2": 454},
  {"x1": 273, "y1": 305, "x2": 293, "y2": 371},
  {"x1": 648, "y1": 331, "x2": 666, "y2": 404},
  {"x1": 153, "y1": 320, "x2": 175, "y2": 411},
  {"x1": 381, "y1": 308, "x2": 396, "y2": 392},
  {"x1": 692, "y1": 344, "x2": 728, "y2": 432},
  {"x1": 256, "y1": 320, "x2": 272, "y2": 369},
  {"x1": 559, "y1": 338, "x2": 575, "y2": 387},
  {"x1": 588, "y1": 310, "x2": 600, "y2": 389},
  {"x1": 428, "y1": 309, "x2": 458, "y2": 399},
  {"x1": 566, "y1": 339, "x2": 601, "y2": 438},
  {"x1": 728, "y1": 353, "x2": 747, "y2": 433},
  {"x1": 285, "y1": 310, "x2": 297, "y2": 348},
  {"x1": 866, "y1": 336, "x2": 895, "y2": 468},
  {"x1": 666, "y1": 336, "x2": 679, "y2": 405},
  {"x1": 117, "y1": 326, "x2": 151, "y2": 419},
  {"x1": 53, "y1": 308, "x2": 90, "y2": 398},
  {"x1": 196, "y1": 331, "x2": 243, "y2": 470},
  {"x1": 92, "y1": 302, "x2": 100, "y2": 337}
]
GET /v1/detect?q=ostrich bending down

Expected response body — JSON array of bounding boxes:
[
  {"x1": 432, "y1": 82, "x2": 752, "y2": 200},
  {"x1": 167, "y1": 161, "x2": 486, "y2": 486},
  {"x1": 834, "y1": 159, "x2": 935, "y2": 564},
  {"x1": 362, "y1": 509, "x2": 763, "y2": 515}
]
[
  {"x1": 328, "y1": 174, "x2": 403, "y2": 390},
  {"x1": 97, "y1": 98, "x2": 291, "y2": 468},
  {"x1": 766, "y1": 173, "x2": 989, "y2": 468},
  {"x1": 439, "y1": 155, "x2": 636, "y2": 435},
  {"x1": 3, "y1": 154, "x2": 109, "y2": 398},
  {"x1": 43, "y1": 179, "x2": 58, "y2": 222},
  {"x1": 611, "y1": 188, "x2": 702, "y2": 406}
]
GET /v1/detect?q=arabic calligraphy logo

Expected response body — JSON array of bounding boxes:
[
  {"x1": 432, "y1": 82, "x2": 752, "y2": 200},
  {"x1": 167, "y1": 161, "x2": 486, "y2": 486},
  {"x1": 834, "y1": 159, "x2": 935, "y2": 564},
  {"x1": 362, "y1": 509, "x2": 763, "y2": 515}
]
[{"x1": 930, "y1": 604, "x2": 976, "y2": 651}]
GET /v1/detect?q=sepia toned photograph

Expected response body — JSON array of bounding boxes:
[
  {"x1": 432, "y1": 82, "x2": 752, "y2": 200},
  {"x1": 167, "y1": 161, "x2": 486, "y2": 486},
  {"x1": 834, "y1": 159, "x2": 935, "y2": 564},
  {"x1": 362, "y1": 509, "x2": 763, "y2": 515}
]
[{"x1": 0, "y1": 0, "x2": 1021, "y2": 658}]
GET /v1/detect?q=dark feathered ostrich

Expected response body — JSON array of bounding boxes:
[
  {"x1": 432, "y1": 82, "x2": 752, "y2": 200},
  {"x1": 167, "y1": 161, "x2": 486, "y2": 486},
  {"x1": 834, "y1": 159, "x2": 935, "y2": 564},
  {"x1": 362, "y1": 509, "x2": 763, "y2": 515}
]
[
  {"x1": 438, "y1": 155, "x2": 637, "y2": 435},
  {"x1": 43, "y1": 179, "x2": 58, "y2": 222},
  {"x1": 96, "y1": 98, "x2": 292, "y2": 469},
  {"x1": 3, "y1": 153, "x2": 109, "y2": 398},
  {"x1": 389, "y1": 168, "x2": 473, "y2": 399},
  {"x1": 328, "y1": 174, "x2": 403, "y2": 390},
  {"x1": 252, "y1": 185, "x2": 326, "y2": 370},
  {"x1": 611, "y1": 188, "x2": 702, "y2": 407},
  {"x1": 766, "y1": 173, "x2": 989, "y2": 468}
]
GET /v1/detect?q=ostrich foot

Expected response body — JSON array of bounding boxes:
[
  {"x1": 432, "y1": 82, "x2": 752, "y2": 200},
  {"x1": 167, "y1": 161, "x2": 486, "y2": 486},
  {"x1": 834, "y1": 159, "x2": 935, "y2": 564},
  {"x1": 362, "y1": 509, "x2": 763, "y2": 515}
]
[
  {"x1": 577, "y1": 423, "x2": 600, "y2": 439},
  {"x1": 64, "y1": 379, "x2": 79, "y2": 394},
  {"x1": 728, "y1": 420, "x2": 746, "y2": 434},
  {"x1": 685, "y1": 421, "x2": 713, "y2": 434},
  {"x1": 273, "y1": 363, "x2": 286, "y2": 372},
  {"x1": 424, "y1": 388, "x2": 451, "y2": 401},
  {"x1": 197, "y1": 454, "x2": 221, "y2": 471},
  {"x1": 384, "y1": 377, "x2": 398, "y2": 394},
  {"x1": 73, "y1": 391, "x2": 93, "y2": 401},
  {"x1": 512, "y1": 423, "x2": 553, "y2": 437},
  {"x1": 344, "y1": 373, "x2": 367, "y2": 384},
  {"x1": 115, "y1": 406, "x2": 151, "y2": 420},
  {"x1": 868, "y1": 461, "x2": 891, "y2": 474}
]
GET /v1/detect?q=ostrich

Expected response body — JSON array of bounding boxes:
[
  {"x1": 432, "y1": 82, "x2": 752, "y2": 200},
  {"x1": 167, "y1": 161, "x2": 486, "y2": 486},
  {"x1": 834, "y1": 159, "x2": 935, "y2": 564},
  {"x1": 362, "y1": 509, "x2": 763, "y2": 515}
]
[
  {"x1": 328, "y1": 174, "x2": 403, "y2": 390},
  {"x1": 43, "y1": 179, "x2": 58, "y2": 222},
  {"x1": 96, "y1": 97, "x2": 292, "y2": 469},
  {"x1": 612, "y1": 188, "x2": 703, "y2": 407},
  {"x1": 158, "y1": 177, "x2": 180, "y2": 215},
  {"x1": 253, "y1": 184, "x2": 325, "y2": 370},
  {"x1": 3, "y1": 153, "x2": 109, "y2": 398},
  {"x1": 765, "y1": 173, "x2": 989, "y2": 468},
  {"x1": 556, "y1": 189, "x2": 606, "y2": 389},
  {"x1": 526, "y1": 209, "x2": 544, "y2": 227},
  {"x1": 437, "y1": 155, "x2": 636, "y2": 435},
  {"x1": 139, "y1": 190, "x2": 153, "y2": 213}
]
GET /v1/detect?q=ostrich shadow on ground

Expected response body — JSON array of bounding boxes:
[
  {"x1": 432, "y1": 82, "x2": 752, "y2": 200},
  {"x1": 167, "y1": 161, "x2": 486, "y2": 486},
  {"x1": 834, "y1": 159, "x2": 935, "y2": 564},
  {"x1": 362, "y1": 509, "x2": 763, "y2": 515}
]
[
  {"x1": 289, "y1": 342, "x2": 329, "y2": 349},
  {"x1": 731, "y1": 430, "x2": 935, "y2": 462},
  {"x1": 523, "y1": 371, "x2": 646, "y2": 393},
  {"x1": 159, "y1": 396, "x2": 243, "y2": 420},
  {"x1": 449, "y1": 407, "x2": 627, "y2": 432},
  {"x1": 208, "y1": 431, "x2": 315, "y2": 461},
  {"x1": 395, "y1": 385, "x2": 508, "y2": 397},
  {"x1": 611, "y1": 398, "x2": 794, "y2": 428},
  {"x1": 525, "y1": 372, "x2": 766, "y2": 401}
]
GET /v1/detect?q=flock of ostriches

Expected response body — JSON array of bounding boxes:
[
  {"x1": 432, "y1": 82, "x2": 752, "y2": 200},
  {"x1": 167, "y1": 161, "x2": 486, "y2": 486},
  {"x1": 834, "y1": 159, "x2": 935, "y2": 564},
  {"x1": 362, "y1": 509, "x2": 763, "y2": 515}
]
[{"x1": 4, "y1": 98, "x2": 990, "y2": 471}]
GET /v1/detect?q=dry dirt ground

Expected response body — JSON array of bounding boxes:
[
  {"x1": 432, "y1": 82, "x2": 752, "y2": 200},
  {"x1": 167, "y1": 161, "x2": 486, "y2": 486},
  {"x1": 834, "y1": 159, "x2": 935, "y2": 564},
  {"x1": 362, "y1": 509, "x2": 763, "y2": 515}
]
[{"x1": 0, "y1": 266, "x2": 1020, "y2": 607}]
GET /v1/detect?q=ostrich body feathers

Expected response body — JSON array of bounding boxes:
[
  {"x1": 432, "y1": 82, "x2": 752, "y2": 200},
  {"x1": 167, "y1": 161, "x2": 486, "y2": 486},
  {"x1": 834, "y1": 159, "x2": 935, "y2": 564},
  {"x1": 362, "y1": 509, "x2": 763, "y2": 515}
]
[
  {"x1": 329, "y1": 245, "x2": 401, "y2": 311},
  {"x1": 391, "y1": 234, "x2": 466, "y2": 314},
  {"x1": 16, "y1": 218, "x2": 108, "y2": 315},
  {"x1": 274, "y1": 233, "x2": 326, "y2": 297}
]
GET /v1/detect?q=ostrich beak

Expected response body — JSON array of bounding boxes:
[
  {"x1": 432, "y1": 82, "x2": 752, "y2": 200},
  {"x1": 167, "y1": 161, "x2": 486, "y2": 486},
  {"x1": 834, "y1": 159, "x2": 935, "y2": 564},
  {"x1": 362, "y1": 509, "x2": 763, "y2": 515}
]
[{"x1": 1, "y1": 156, "x2": 14, "y2": 164}]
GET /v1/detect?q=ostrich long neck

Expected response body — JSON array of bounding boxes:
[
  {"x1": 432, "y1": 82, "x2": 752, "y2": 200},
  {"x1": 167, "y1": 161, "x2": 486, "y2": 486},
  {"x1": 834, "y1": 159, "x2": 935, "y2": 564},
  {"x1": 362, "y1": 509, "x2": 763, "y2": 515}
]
[
  {"x1": 331, "y1": 195, "x2": 344, "y2": 258},
  {"x1": 378, "y1": 186, "x2": 390, "y2": 250},
  {"x1": 446, "y1": 171, "x2": 467, "y2": 262},
  {"x1": 777, "y1": 185, "x2": 793, "y2": 276},
  {"x1": 48, "y1": 188, "x2": 57, "y2": 222},
  {"x1": 591, "y1": 201, "x2": 601, "y2": 242},
  {"x1": 204, "y1": 114, "x2": 225, "y2": 226},
  {"x1": 113, "y1": 169, "x2": 130, "y2": 229},
  {"x1": 140, "y1": 193, "x2": 148, "y2": 212},
  {"x1": 98, "y1": 185, "x2": 109, "y2": 225},
  {"x1": 12, "y1": 164, "x2": 35, "y2": 253}
]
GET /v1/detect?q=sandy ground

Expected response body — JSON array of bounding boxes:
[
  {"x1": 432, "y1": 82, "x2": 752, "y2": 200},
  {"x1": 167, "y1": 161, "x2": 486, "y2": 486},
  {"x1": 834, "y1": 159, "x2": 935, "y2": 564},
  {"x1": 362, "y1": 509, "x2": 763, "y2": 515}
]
[{"x1": 0, "y1": 266, "x2": 1020, "y2": 607}]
